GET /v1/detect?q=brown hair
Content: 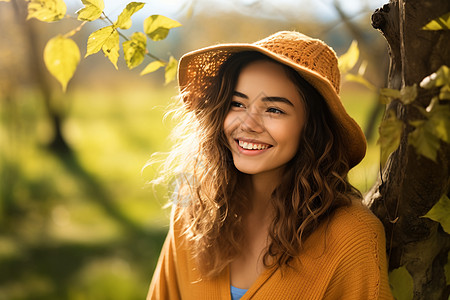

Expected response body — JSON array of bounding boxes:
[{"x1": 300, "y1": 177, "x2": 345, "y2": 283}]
[{"x1": 157, "y1": 51, "x2": 361, "y2": 278}]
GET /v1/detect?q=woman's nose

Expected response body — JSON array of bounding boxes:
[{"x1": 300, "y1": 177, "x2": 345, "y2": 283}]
[{"x1": 240, "y1": 111, "x2": 264, "y2": 133}]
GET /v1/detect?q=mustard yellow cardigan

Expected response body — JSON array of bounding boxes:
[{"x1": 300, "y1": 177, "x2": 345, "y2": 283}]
[{"x1": 147, "y1": 201, "x2": 394, "y2": 299}]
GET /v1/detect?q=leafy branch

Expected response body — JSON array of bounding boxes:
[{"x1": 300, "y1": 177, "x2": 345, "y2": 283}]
[
  {"x1": 377, "y1": 64, "x2": 450, "y2": 165},
  {"x1": 24, "y1": 0, "x2": 181, "y2": 91},
  {"x1": 338, "y1": 12, "x2": 450, "y2": 167}
]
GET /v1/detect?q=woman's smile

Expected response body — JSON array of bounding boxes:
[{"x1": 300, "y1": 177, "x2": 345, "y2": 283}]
[
  {"x1": 237, "y1": 140, "x2": 271, "y2": 150},
  {"x1": 236, "y1": 138, "x2": 272, "y2": 150}
]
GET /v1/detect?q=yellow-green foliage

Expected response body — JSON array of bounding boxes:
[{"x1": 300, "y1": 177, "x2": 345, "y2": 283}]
[
  {"x1": 389, "y1": 267, "x2": 414, "y2": 300},
  {"x1": 422, "y1": 12, "x2": 450, "y2": 30},
  {"x1": 27, "y1": 0, "x2": 66, "y2": 22},
  {"x1": 44, "y1": 35, "x2": 80, "y2": 92},
  {"x1": 24, "y1": 0, "x2": 181, "y2": 91},
  {"x1": 422, "y1": 194, "x2": 450, "y2": 234},
  {"x1": 377, "y1": 110, "x2": 403, "y2": 167}
]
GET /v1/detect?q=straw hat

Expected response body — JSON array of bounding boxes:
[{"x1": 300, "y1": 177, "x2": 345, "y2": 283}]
[{"x1": 178, "y1": 31, "x2": 366, "y2": 168}]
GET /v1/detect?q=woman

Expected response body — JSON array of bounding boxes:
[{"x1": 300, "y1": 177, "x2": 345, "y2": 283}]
[{"x1": 147, "y1": 31, "x2": 393, "y2": 299}]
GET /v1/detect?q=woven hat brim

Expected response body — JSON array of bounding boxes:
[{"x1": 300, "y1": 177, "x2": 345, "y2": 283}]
[{"x1": 178, "y1": 43, "x2": 367, "y2": 168}]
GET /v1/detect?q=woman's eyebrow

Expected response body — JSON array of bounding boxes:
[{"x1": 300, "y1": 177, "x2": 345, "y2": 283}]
[
  {"x1": 232, "y1": 91, "x2": 248, "y2": 99},
  {"x1": 233, "y1": 91, "x2": 294, "y2": 107},
  {"x1": 262, "y1": 96, "x2": 294, "y2": 107}
]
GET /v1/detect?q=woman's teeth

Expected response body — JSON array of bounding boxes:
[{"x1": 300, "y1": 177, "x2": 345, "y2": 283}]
[{"x1": 238, "y1": 140, "x2": 270, "y2": 150}]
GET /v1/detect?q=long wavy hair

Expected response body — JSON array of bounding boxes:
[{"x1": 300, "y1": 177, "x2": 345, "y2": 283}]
[{"x1": 154, "y1": 51, "x2": 361, "y2": 278}]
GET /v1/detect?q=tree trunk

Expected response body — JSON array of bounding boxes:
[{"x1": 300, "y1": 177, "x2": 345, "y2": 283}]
[
  {"x1": 368, "y1": 0, "x2": 450, "y2": 299},
  {"x1": 12, "y1": 0, "x2": 71, "y2": 154}
]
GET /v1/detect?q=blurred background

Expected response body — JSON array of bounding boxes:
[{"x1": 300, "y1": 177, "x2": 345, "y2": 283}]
[{"x1": 0, "y1": 0, "x2": 388, "y2": 299}]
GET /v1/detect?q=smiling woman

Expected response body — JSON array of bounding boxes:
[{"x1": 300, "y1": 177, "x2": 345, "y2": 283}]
[{"x1": 147, "y1": 31, "x2": 394, "y2": 299}]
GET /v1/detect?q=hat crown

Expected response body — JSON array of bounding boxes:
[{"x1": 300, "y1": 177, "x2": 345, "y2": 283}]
[{"x1": 254, "y1": 31, "x2": 340, "y2": 94}]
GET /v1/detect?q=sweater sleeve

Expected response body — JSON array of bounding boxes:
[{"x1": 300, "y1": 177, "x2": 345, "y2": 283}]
[
  {"x1": 146, "y1": 225, "x2": 181, "y2": 300},
  {"x1": 323, "y1": 205, "x2": 394, "y2": 300}
]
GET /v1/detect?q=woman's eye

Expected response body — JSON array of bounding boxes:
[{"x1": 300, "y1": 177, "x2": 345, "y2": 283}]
[
  {"x1": 267, "y1": 107, "x2": 285, "y2": 114},
  {"x1": 230, "y1": 101, "x2": 244, "y2": 108}
]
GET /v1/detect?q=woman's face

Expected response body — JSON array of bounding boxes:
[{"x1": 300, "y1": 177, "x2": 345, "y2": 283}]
[{"x1": 223, "y1": 60, "x2": 306, "y2": 178}]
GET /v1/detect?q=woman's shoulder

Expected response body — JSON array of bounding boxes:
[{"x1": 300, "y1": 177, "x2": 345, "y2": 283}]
[
  {"x1": 296, "y1": 199, "x2": 389, "y2": 270},
  {"x1": 334, "y1": 198, "x2": 382, "y2": 224},
  {"x1": 326, "y1": 199, "x2": 386, "y2": 245}
]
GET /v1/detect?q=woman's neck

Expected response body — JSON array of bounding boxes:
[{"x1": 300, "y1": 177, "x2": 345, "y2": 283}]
[{"x1": 246, "y1": 170, "x2": 281, "y2": 217}]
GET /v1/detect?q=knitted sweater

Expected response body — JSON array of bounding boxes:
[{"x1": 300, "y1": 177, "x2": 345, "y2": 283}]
[{"x1": 147, "y1": 201, "x2": 394, "y2": 299}]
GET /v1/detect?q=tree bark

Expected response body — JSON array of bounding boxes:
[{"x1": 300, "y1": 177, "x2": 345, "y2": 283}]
[{"x1": 368, "y1": 0, "x2": 450, "y2": 299}]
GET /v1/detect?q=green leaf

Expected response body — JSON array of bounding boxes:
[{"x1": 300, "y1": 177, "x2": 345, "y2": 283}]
[
  {"x1": 76, "y1": 0, "x2": 104, "y2": 22},
  {"x1": 102, "y1": 33, "x2": 120, "y2": 70},
  {"x1": 27, "y1": 0, "x2": 66, "y2": 22},
  {"x1": 422, "y1": 194, "x2": 450, "y2": 234},
  {"x1": 445, "y1": 251, "x2": 450, "y2": 285},
  {"x1": 338, "y1": 40, "x2": 359, "y2": 74},
  {"x1": 86, "y1": 26, "x2": 114, "y2": 56},
  {"x1": 144, "y1": 15, "x2": 181, "y2": 41},
  {"x1": 115, "y1": 2, "x2": 145, "y2": 29},
  {"x1": 123, "y1": 32, "x2": 147, "y2": 70},
  {"x1": 428, "y1": 103, "x2": 450, "y2": 143},
  {"x1": 400, "y1": 84, "x2": 417, "y2": 105},
  {"x1": 378, "y1": 85, "x2": 417, "y2": 105},
  {"x1": 85, "y1": 26, "x2": 120, "y2": 69},
  {"x1": 408, "y1": 99, "x2": 449, "y2": 161},
  {"x1": 344, "y1": 74, "x2": 375, "y2": 91},
  {"x1": 380, "y1": 88, "x2": 401, "y2": 98},
  {"x1": 379, "y1": 88, "x2": 401, "y2": 104},
  {"x1": 440, "y1": 84, "x2": 450, "y2": 100},
  {"x1": 140, "y1": 60, "x2": 165, "y2": 76},
  {"x1": 420, "y1": 65, "x2": 450, "y2": 89},
  {"x1": 43, "y1": 35, "x2": 80, "y2": 92},
  {"x1": 422, "y1": 12, "x2": 450, "y2": 30},
  {"x1": 378, "y1": 110, "x2": 404, "y2": 166},
  {"x1": 389, "y1": 267, "x2": 414, "y2": 300},
  {"x1": 164, "y1": 56, "x2": 177, "y2": 84},
  {"x1": 408, "y1": 120, "x2": 441, "y2": 162}
]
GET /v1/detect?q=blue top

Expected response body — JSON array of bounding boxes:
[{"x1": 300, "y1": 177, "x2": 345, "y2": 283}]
[{"x1": 230, "y1": 285, "x2": 248, "y2": 300}]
